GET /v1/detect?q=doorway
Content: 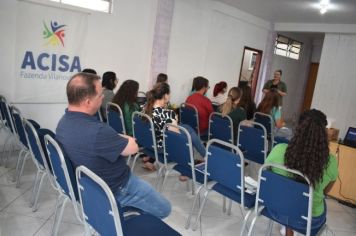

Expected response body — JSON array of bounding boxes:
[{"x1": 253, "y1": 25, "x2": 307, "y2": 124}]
[
  {"x1": 301, "y1": 63, "x2": 319, "y2": 112},
  {"x1": 238, "y1": 47, "x2": 263, "y2": 99}
]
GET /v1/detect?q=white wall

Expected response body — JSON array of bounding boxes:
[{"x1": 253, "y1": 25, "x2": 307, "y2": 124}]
[
  {"x1": 166, "y1": 0, "x2": 271, "y2": 104},
  {"x1": 0, "y1": 0, "x2": 157, "y2": 130},
  {"x1": 271, "y1": 33, "x2": 313, "y2": 121},
  {"x1": 312, "y1": 34, "x2": 356, "y2": 138},
  {"x1": 311, "y1": 36, "x2": 324, "y2": 63}
]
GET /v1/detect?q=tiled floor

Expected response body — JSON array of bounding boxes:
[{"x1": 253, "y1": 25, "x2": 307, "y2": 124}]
[{"x1": 1, "y1": 150, "x2": 356, "y2": 236}]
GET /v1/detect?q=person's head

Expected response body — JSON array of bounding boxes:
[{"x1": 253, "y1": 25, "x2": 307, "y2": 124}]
[
  {"x1": 192, "y1": 76, "x2": 209, "y2": 94},
  {"x1": 144, "y1": 83, "x2": 171, "y2": 116},
  {"x1": 220, "y1": 87, "x2": 242, "y2": 116},
  {"x1": 273, "y1": 69, "x2": 282, "y2": 81},
  {"x1": 257, "y1": 90, "x2": 279, "y2": 114},
  {"x1": 156, "y1": 73, "x2": 168, "y2": 84},
  {"x1": 82, "y1": 68, "x2": 97, "y2": 75},
  {"x1": 238, "y1": 85, "x2": 253, "y2": 108},
  {"x1": 102, "y1": 71, "x2": 118, "y2": 90},
  {"x1": 112, "y1": 80, "x2": 139, "y2": 109},
  {"x1": 213, "y1": 81, "x2": 227, "y2": 97},
  {"x1": 66, "y1": 72, "x2": 103, "y2": 115},
  {"x1": 285, "y1": 109, "x2": 329, "y2": 188}
]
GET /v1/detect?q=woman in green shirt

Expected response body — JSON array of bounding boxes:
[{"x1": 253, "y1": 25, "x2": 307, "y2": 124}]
[
  {"x1": 266, "y1": 109, "x2": 338, "y2": 236},
  {"x1": 219, "y1": 87, "x2": 246, "y2": 142},
  {"x1": 112, "y1": 80, "x2": 140, "y2": 136}
]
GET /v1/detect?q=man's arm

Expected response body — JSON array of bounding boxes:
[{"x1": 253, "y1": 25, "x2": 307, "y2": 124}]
[
  {"x1": 277, "y1": 90, "x2": 287, "y2": 96},
  {"x1": 119, "y1": 134, "x2": 139, "y2": 156}
]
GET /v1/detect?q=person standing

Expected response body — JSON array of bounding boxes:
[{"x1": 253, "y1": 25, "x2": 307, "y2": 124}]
[{"x1": 263, "y1": 69, "x2": 287, "y2": 106}]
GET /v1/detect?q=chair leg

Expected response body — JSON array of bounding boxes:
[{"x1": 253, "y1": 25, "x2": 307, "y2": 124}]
[
  {"x1": 4, "y1": 143, "x2": 14, "y2": 168},
  {"x1": 130, "y1": 153, "x2": 140, "y2": 172},
  {"x1": 51, "y1": 195, "x2": 69, "y2": 236},
  {"x1": 223, "y1": 196, "x2": 227, "y2": 213},
  {"x1": 15, "y1": 152, "x2": 29, "y2": 187},
  {"x1": 239, "y1": 210, "x2": 253, "y2": 236},
  {"x1": 192, "y1": 189, "x2": 210, "y2": 231},
  {"x1": 155, "y1": 165, "x2": 165, "y2": 190},
  {"x1": 13, "y1": 149, "x2": 25, "y2": 181},
  {"x1": 227, "y1": 199, "x2": 233, "y2": 215},
  {"x1": 159, "y1": 167, "x2": 171, "y2": 193},
  {"x1": 1, "y1": 135, "x2": 11, "y2": 165},
  {"x1": 32, "y1": 172, "x2": 46, "y2": 212},
  {"x1": 267, "y1": 219, "x2": 274, "y2": 236},
  {"x1": 247, "y1": 213, "x2": 259, "y2": 236},
  {"x1": 30, "y1": 170, "x2": 41, "y2": 206},
  {"x1": 185, "y1": 185, "x2": 205, "y2": 229}
]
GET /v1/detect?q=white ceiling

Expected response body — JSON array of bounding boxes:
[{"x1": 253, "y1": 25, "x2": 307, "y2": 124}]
[{"x1": 214, "y1": 0, "x2": 356, "y2": 24}]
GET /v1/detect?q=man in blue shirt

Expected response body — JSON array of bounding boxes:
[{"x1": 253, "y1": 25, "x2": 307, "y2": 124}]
[{"x1": 56, "y1": 72, "x2": 171, "y2": 219}]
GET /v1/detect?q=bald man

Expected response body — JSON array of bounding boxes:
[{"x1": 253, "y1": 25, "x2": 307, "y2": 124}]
[{"x1": 56, "y1": 72, "x2": 171, "y2": 219}]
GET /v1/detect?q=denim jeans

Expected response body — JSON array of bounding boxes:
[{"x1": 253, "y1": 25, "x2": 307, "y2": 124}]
[
  {"x1": 115, "y1": 173, "x2": 171, "y2": 219},
  {"x1": 181, "y1": 124, "x2": 206, "y2": 158}
]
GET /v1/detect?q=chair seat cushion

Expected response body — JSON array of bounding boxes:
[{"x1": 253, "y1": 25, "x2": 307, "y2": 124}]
[
  {"x1": 261, "y1": 208, "x2": 326, "y2": 236},
  {"x1": 125, "y1": 214, "x2": 181, "y2": 236},
  {"x1": 212, "y1": 183, "x2": 256, "y2": 209}
]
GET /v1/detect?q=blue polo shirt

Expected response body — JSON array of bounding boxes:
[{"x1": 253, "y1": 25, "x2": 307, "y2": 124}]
[{"x1": 56, "y1": 110, "x2": 130, "y2": 192}]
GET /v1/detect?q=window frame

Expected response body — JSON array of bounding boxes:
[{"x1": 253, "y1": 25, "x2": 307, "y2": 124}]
[{"x1": 274, "y1": 34, "x2": 303, "y2": 60}]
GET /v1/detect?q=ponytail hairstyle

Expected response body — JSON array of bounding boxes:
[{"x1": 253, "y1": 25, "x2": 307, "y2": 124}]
[
  {"x1": 220, "y1": 87, "x2": 242, "y2": 116},
  {"x1": 144, "y1": 82, "x2": 170, "y2": 117},
  {"x1": 213, "y1": 81, "x2": 227, "y2": 97}
]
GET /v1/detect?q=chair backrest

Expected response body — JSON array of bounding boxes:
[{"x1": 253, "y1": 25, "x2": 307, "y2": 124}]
[
  {"x1": 76, "y1": 165, "x2": 124, "y2": 236},
  {"x1": 44, "y1": 135, "x2": 79, "y2": 203},
  {"x1": 95, "y1": 111, "x2": 103, "y2": 122},
  {"x1": 0, "y1": 101, "x2": 16, "y2": 133},
  {"x1": 163, "y1": 124, "x2": 194, "y2": 170},
  {"x1": 204, "y1": 139, "x2": 247, "y2": 207},
  {"x1": 106, "y1": 102, "x2": 126, "y2": 134},
  {"x1": 208, "y1": 112, "x2": 233, "y2": 145},
  {"x1": 254, "y1": 112, "x2": 274, "y2": 140},
  {"x1": 0, "y1": 95, "x2": 6, "y2": 126},
  {"x1": 23, "y1": 119, "x2": 46, "y2": 169},
  {"x1": 237, "y1": 122, "x2": 268, "y2": 164},
  {"x1": 255, "y1": 163, "x2": 313, "y2": 235},
  {"x1": 11, "y1": 106, "x2": 28, "y2": 148},
  {"x1": 180, "y1": 103, "x2": 200, "y2": 136},
  {"x1": 132, "y1": 111, "x2": 158, "y2": 155}
]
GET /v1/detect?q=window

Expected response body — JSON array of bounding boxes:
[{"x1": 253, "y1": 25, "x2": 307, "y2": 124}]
[
  {"x1": 49, "y1": 0, "x2": 113, "y2": 13},
  {"x1": 274, "y1": 35, "x2": 302, "y2": 60}
]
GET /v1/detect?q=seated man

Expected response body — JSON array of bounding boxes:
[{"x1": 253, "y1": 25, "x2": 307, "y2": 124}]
[{"x1": 56, "y1": 72, "x2": 171, "y2": 219}]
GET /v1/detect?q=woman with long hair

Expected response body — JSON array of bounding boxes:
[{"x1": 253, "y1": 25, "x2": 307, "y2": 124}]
[
  {"x1": 266, "y1": 109, "x2": 338, "y2": 236},
  {"x1": 238, "y1": 85, "x2": 256, "y2": 120},
  {"x1": 219, "y1": 87, "x2": 246, "y2": 141},
  {"x1": 211, "y1": 81, "x2": 227, "y2": 105},
  {"x1": 112, "y1": 80, "x2": 139, "y2": 136},
  {"x1": 144, "y1": 82, "x2": 206, "y2": 170},
  {"x1": 257, "y1": 90, "x2": 284, "y2": 128},
  {"x1": 100, "y1": 71, "x2": 118, "y2": 120}
]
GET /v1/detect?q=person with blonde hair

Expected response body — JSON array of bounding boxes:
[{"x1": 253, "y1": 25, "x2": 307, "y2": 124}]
[{"x1": 219, "y1": 87, "x2": 246, "y2": 141}]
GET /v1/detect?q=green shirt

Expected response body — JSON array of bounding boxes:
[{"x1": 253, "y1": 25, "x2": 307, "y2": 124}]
[
  {"x1": 123, "y1": 102, "x2": 139, "y2": 136},
  {"x1": 263, "y1": 80, "x2": 287, "y2": 105},
  {"x1": 265, "y1": 144, "x2": 338, "y2": 217}
]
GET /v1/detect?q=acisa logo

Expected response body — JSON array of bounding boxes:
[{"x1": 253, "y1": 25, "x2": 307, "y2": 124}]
[{"x1": 21, "y1": 20, "x2": 81, "y2": 72}]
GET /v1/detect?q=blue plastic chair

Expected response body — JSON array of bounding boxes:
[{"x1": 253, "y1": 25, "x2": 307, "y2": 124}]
[
  {"x1": 130, "y1": 112, "x2": 163, "y2": 174},
  {"x1": 106, "y1": 102, "x2": 126, "y2": 134},
  {"x1": 44, "y1": 135, "x2": 83, "y2": 236},
  {"x1": 243, "y1": 163, "x2": 327, "y2": 236},
  {"x1": 186, "y1": 139, "x2": 256, "y2": 231},
  {"x1": 254, "y1": 112, "x2": 274, "y2": 149},
  {"x1": 237, "y1": 122, "x2": 268, "y2": 165},
  {"x1": 208, "y1": 112, "x2": 234, "y2": 145},
  {"x1": 180, "y1": 103, "x2": 200, "y2": 137},
  {"x1": 159, "y1": 124, "x2": 205, "y2": 194},
  {"x1": 76, "y1": 165, "x2": 181, "y2": 236},
  {"x1": 95, "y1": 110, "x2": 103, "y2": 122},
  {"x1": 23, "y1": 119, "x2": 56, "y2": 211},
  {"x1": 0, "y1": 101, "x2": 17, "y2": 166}
]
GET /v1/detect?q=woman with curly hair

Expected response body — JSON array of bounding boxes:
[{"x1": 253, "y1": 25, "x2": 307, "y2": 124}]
[
  {"x1": 265, "y1": 109, "x2": 338, "y2": 236},
  {"x1": 112, "y1": 80, "x2": 140, "y2": 136}
]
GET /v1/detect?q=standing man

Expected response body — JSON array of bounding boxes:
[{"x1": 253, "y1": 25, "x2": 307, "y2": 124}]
[
  {"x1": 56, "y1": 72, "x2": 171, "y2": 219},
  {"x1": 262, "y1": 69, "x2": 287, "y2": 106}
]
